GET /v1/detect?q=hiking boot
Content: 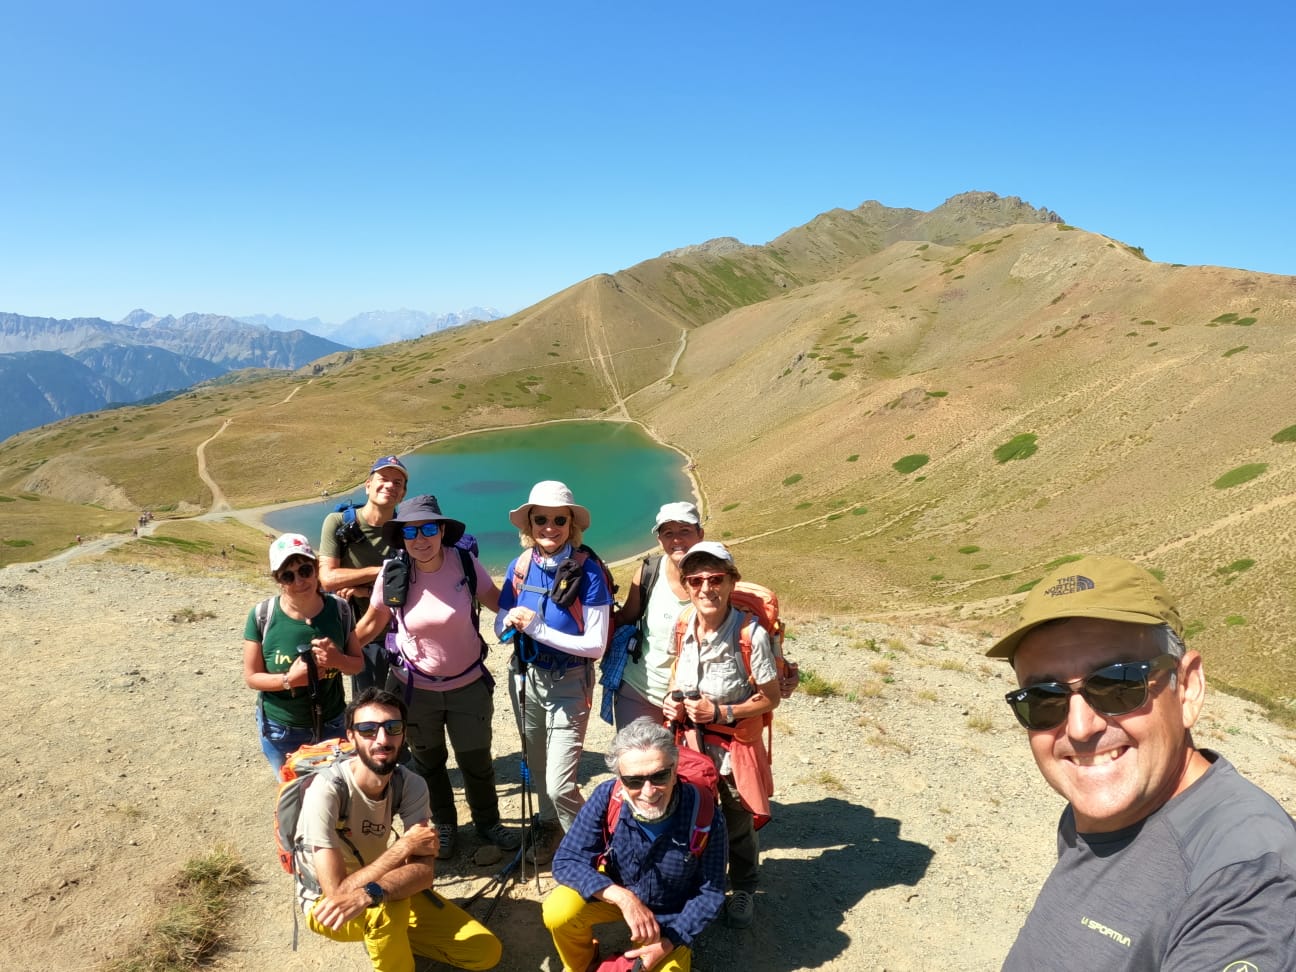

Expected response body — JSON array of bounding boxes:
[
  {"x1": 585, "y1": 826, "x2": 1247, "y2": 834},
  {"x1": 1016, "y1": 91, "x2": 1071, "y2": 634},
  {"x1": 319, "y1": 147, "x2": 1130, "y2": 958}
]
[
  {"x1": 476, "y1": 821, "x2": 521, "y2": 851},
  {"x1": 436, "y1": 822, "x2": 458, "y2": 860},
  {"x1": 726, "y1": 889, "x2": 755, "y2": 929},
  {"x1": 524, "y1": 816, "x2": 561, "y2": 866}
]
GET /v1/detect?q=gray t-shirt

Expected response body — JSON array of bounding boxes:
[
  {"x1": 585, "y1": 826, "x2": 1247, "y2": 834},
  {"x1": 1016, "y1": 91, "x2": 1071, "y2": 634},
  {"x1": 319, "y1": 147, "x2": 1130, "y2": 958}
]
[
  {"x1": 294, "y1": 759, "x2": 430, "y2": 914},
  {"x1": 1003, "y1": 752, "x2": 1296, "y2": 971}
]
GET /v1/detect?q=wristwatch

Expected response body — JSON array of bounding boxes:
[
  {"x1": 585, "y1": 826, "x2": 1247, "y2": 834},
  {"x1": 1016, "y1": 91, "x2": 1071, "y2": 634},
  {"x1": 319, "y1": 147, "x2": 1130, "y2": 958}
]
[{"x1": 364, "y1": 882, "x2": 385, "y2": 907}]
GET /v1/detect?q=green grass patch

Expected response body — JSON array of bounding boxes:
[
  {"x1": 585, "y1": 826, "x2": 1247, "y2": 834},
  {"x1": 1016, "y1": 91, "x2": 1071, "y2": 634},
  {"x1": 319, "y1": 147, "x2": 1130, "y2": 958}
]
[
  {"x1": 1014, "y1": 578, "x2": 1041, "y2": 594},
  {"x1": 1212, "y1": 464, "x2": 1268, "y2": 489},
  {"x1": 782, "y1": 474, "x2": 803, "y2": 487},
  {"x1": 3, "y1": 538, "x2": 34, "y2": 547},
  {"x1": 1225, "y1": 615, "x2": 1247, "y2": 626},
  {"x1": 845, "y1": 454, "x2": 859, "y2": 462},
  {"x1": 892, "y1": 454, "x2": 929, "y2": 474},
  {"x1": 104, "y1": 845, "x2": 253, "y2": 972},
  {"x1": 794, "y1": 502, "x2": 813, "y2": 510},
  {"x1": 721, "y1": 502, "x2": 740, "y2": 512},
  {"x1": 926, "y1": 390, "x2": 948, "y2": 398},
  {"x1": 851, "y1": 506, "x2": 868, "y2": 515},
  {"x1": 958, "y1": 545, "x2": 981, "y2": 554},
  {"x1": 1223, "y1": 346, "x2": 1248, "y2": 357},
  {"x1": 798, "y1": 668, "x2": 842, "y2": 697},
  {"x1": 994, "y1": 433, "x2": 1038, "y2": 463},
  {"x1": 0, "y1": 495, "x2": 15, "y2": 502},
  {"x1": 827, "y1": 371, "x2": 846, "y2": 381},
  {"x1": 1271, "y1": 425, "x2": 1296, "y2": 444},
  {"x1": 1043, "y1": 554, "x2": 1085, "y2": 570}
]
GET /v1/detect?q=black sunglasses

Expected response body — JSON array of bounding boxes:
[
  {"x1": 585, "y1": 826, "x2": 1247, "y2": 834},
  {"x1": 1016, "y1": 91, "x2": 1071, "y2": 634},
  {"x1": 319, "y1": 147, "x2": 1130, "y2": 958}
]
[
  {"x1": 619, "y1": 766, "x2": 674, "y2": 790},
  {"x1": 1005, "y1": 654, "x2": 1179, "y2": 731},
  {"x1": 531, "y1": 514, "x2": 569, "y2": 527},
  {"x1": 401, "y1": 523, "x2": 440, "y2": 540},
  {"x1": 277, "y1": 563, "x2": 316, "y2": 583},
  {"x1": 352, "y1": 719, "x2": 406, "y2": 738}
]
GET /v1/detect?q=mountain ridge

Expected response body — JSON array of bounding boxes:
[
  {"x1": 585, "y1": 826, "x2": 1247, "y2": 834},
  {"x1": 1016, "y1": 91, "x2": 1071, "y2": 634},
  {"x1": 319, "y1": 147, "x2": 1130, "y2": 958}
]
[{"x1": 2, "y1": 190, "x2": 1293, "y2": 710}]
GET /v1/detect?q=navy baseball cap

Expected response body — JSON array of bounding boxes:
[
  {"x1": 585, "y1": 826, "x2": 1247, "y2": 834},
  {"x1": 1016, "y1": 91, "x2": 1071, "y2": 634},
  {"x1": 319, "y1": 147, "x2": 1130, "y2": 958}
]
[{"x1": 368, "y1": 456, "x2": 409, "y2": 481}]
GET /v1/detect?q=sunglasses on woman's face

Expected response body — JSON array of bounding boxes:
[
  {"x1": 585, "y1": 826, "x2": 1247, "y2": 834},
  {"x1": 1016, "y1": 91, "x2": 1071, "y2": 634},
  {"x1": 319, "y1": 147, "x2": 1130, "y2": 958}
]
[
  {"x1": 683, "y1": 572, "x2": 728, "y2": 591},
  {"x1": 352, "y1": 719, "x2": 406, "y2": 738},
  {"x1": 401, "y1": 523, "x2": 440, "y2": 540},
  {"x1": 277, "y1": 563, "x2": 316, "y2": 584},
  {"x1": 1005, "y1": 653, "x2": 1179, "y2": 731},
  {"x1": 531, "y1": 515, "x2": 568, "y2": 527}
]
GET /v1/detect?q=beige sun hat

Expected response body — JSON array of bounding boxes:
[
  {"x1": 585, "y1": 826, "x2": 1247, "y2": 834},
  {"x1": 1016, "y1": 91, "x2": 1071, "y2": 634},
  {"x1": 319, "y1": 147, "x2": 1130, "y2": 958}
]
[
  {"x1": 508, "y1": 480, "x2": 592, "y2": 531},
  {"x1": 986, "y1": 555, "x2": 1183, "y2": 662}
]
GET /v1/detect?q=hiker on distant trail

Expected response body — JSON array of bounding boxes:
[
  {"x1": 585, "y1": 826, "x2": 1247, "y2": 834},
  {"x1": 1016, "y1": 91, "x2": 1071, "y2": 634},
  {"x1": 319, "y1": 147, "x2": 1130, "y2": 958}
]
[
  {"x1": 991, "y1": 555, "x2": 1296, "y2": 970},
  {"x1": 296, "y1": 687, "x2": 501, "y2": 972},
  {"x1": 319, "y1": 455, "x2": 409, "y2": 696},
  {"x1": 608, "y1": 501, "x2": 704, "y2": 729},
  {"x1": 353, "y1": 495, "x2": 520, "y2": 860},
  {"x1": 661, "y1": 541, "x2": 778, "y2": 930},
  {"x1": 543, "y1": 718, "x2": 726, "y2": 972},
  {"x1": 495, "y1": 480, "x2": 614, "y2": 864},
  {"x1": 242, "y1": 533, "x2": 363, "y2": 774}
]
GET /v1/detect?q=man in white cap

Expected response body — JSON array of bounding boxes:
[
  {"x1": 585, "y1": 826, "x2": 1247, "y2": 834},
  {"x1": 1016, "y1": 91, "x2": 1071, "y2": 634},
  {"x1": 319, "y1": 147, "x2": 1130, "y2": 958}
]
[
  {"x1": 608, "y1": 501, "x2": 705, "y2": 729},
  {"x1": 319, "y1": 455, "x2": 409, "y2": 694},
  {"x1": 991, "y1": 554, "x2": 1296, "y2": 969}
]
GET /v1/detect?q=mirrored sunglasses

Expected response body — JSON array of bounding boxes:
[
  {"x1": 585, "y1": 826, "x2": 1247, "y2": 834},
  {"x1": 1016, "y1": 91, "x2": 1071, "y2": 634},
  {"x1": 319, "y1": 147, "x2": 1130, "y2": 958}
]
[
  {"x1": 1005, "y1": 654, "x2": 1179, "y2": 731},
  {"x1": 401, "y1": 523, "x2": 441, "y2": 540},
  {"x1": 352, "y1": 719, "x2": 406, "y2": 738}
]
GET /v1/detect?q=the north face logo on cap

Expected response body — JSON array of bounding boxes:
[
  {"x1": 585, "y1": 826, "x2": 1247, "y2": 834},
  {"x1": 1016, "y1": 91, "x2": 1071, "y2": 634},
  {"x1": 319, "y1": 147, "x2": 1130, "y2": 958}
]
[{"x1": 1043, "y1": 574, "x2": 1096, "y2": 598}]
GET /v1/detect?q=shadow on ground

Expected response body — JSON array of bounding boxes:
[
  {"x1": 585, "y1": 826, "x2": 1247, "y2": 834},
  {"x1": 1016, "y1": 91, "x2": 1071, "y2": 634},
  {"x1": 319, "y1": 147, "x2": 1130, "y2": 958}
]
[{"x1": 691, "y1": 796, "x2": 934, "y2": 970}]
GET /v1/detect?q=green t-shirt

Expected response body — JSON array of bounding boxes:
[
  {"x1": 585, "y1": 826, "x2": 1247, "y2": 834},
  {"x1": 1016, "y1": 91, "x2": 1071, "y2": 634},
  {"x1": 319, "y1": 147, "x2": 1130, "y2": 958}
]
[{"x1": 244, "y1": 595, "x2": 350, "y2": 727}]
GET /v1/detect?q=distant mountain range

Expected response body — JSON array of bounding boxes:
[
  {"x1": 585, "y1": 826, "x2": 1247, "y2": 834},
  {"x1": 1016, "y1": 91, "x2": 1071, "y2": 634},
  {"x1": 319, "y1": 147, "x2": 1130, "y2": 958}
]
[
  {"x1": 0, "y1": 306, "x2": 502, "y2": 442},
  {"x1": 236, "y1": 307, "x2": 503, "y2": 348},
  {"x1": 0, "y1": 310, "x2": 346, "y2": 441}
]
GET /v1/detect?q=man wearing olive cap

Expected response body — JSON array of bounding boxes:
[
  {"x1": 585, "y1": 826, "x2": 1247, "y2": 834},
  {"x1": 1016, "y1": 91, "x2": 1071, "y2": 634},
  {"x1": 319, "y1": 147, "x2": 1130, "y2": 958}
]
[{"x1": 991, "y1": 555, "x2": 1296, "y2": 970}]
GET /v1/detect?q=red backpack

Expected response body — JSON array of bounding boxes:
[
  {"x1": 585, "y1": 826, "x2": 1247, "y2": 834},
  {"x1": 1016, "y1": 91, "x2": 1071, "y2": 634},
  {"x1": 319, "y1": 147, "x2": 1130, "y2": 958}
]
[{"x1": 600, "y1": 743, "x2": 719, "y2": 862}]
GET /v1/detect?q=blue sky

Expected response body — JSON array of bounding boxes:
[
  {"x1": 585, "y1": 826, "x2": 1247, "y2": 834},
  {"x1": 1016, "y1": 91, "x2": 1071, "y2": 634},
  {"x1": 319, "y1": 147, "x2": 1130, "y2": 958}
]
[{"x1": 2, "y1": 1, "x2": 1291, "y2": 324}]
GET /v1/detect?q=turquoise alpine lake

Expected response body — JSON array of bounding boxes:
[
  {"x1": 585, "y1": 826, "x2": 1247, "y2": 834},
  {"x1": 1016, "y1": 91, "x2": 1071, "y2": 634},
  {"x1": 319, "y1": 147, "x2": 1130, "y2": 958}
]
[{"x1": 263, "y1": 421, "x2": 695, "y2": 572}]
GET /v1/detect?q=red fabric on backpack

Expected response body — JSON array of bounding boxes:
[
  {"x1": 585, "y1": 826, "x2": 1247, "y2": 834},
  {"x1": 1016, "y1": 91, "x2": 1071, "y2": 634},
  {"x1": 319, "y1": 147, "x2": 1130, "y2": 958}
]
[{"x1": 601, "y1": 741, "x2": 719, "y2": 861}]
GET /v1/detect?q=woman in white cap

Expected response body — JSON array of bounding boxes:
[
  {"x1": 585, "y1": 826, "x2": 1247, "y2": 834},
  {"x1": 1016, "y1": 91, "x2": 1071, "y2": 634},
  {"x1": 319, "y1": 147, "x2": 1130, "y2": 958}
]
[
  {"x1": 661, "y1": 540, "x2": 780, "y2": 931},
  {"x1": 353, "y1": 495, "x2": 520, "y2": 859},
  {"x1": 242, "y1": 533, "x2": 363, "y2": 775},
  {"x1": 607, "y1": 501, "x2": 705, "y2": 729},
  {"x1": 496, "y1": 480, "x2": 614, "y2": 863}
]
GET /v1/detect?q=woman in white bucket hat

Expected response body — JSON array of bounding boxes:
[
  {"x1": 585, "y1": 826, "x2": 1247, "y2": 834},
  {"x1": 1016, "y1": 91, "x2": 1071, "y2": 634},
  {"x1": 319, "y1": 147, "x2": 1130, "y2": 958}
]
[{"x1": 495, "y1": 480, "x2": 613, "y2": 864}]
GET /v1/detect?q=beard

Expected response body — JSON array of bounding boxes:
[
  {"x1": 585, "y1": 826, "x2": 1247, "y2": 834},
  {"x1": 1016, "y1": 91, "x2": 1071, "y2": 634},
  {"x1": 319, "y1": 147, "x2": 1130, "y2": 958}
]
[{"x1": 357, "y1": 744, "x2": 399, "y2": 776}]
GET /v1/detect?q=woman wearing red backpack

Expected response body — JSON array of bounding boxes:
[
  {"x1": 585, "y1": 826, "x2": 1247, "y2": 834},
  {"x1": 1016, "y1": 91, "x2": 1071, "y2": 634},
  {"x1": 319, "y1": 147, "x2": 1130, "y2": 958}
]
[{"x1": 661, "y1": 541, "x2": 780, "y2": 931}]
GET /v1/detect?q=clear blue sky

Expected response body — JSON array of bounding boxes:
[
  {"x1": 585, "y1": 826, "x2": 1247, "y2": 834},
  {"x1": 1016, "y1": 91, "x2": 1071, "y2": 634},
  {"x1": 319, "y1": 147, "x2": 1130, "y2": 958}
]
[{"x1": 2, "y1": 1, "x2": 1292, "y2": 324}]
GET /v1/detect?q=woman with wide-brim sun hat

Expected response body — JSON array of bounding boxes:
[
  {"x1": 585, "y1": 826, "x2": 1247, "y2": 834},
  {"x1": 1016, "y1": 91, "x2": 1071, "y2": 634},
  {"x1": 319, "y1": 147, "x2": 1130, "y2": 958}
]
[
  {"x1": 242, "y1": 533, "x2": 363, "y2": 775},
  {"x1": 352, "y1": 494, "x2": 520, "y2": 860},
  {"x1": 495, "y1": 480, "x2": 614, "y2": 864}
]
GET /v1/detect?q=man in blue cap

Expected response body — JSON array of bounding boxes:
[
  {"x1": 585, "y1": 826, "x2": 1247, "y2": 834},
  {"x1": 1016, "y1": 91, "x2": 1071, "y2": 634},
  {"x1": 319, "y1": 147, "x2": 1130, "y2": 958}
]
[{"x1": 320, "y1": 456, "x2": 409, "y2": 695}]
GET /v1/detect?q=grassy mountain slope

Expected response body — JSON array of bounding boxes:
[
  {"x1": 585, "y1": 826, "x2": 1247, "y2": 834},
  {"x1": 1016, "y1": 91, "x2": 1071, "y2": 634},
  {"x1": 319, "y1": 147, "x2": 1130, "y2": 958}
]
[{"x1": 2, "y1": 194, "x2": 1293, "y2": 708}]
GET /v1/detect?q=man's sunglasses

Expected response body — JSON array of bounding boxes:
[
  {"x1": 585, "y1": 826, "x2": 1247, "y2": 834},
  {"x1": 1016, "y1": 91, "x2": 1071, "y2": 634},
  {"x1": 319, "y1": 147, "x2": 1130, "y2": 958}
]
[
  {"x1": 619, "y1": 767, "x2": 674, "y2": 790},
  {"x1": 277, "y1": 563, "x2": 316, "y2": 583},
  {"x1": 1005, "y1": 654, "x2": 1179, "y2": 731},
  {"x1": 531, "y1": 514, "x2": 568, "y2": 527},
  {"x1": 352, "y1": 719, "x2": 406, "y2": 738},
  {"x1": 683, "y1": 573, "x2": 729, "y2": 591},
  {"x1": 401, "y1": 523, "x2": 440, "y2": 540}
]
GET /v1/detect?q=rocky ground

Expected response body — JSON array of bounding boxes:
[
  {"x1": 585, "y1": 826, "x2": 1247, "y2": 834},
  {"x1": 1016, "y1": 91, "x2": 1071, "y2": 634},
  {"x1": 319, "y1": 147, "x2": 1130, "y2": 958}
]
[{"x1": 3, "y1": 557, "x2": 1295, "y2": 972}]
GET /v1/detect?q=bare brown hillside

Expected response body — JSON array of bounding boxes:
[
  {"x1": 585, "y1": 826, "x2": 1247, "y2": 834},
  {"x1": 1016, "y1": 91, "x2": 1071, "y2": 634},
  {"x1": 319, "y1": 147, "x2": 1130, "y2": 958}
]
[{"x1": 2, "y1": 192, "x2": 1294, "y2": 706}]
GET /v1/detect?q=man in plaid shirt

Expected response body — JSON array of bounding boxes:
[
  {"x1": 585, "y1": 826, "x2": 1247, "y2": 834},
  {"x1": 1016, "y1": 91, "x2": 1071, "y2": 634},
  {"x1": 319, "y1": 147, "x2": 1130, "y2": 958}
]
[{"x1": 542, "y1": 719, "x2": 727, "y2": 971}]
